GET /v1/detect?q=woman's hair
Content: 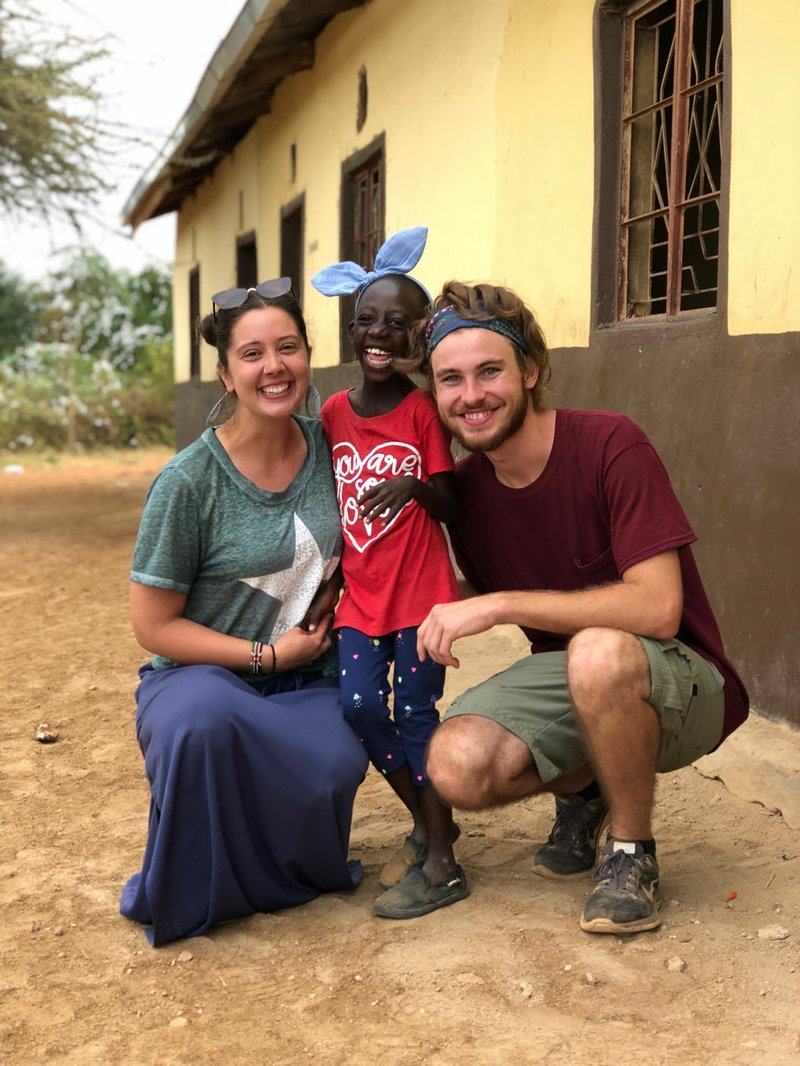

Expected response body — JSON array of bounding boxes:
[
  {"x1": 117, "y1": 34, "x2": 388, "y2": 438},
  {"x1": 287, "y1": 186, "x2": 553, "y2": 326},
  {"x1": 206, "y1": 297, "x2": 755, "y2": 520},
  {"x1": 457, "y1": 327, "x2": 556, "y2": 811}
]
[
  {"x1": 198, "y1": 290, "x2": 310, "y2": 370},
  {"x1": 407, "y1": 281, "x2": 551, "y2": 412}
]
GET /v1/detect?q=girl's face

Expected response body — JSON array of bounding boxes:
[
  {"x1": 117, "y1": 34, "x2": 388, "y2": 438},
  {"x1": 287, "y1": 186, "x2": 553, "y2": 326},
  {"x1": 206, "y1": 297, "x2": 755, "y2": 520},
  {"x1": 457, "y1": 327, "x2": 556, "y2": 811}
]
[
  {"x1": 347, "y1": 276, "x2": 426, "y2": 383},
  {"x1": 219, "y1": 306, "x2": 310, "y2": 422}
]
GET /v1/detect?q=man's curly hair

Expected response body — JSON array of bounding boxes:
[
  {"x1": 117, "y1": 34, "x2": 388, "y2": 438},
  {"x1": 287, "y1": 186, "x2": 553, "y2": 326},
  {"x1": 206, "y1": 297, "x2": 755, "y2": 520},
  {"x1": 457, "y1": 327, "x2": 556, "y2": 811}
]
[{"x1": 402, "y1": 281, "x2": 551, "y2": 412}]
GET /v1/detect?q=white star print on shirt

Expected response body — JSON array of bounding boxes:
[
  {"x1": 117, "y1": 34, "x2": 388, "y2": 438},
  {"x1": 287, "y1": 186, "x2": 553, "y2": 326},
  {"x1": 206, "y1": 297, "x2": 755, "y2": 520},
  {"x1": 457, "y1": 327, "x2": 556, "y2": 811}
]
[{"x1": 239, "y1": 513, "x2": 339, "y2": 638}]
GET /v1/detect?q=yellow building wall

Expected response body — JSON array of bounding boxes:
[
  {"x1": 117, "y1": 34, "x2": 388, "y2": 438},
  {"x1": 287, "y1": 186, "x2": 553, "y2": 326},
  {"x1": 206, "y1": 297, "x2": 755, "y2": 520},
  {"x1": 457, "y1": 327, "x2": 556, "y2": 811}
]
[
  {"x1": 174, "y1": 0, "x2": 508, "y2": 380},
  {"x1": 728, "y1": 0, "x2": 800, "y2": 335},
  {"x1": 174, "y1": 0, "x2": 600, "y2": 383},
  {"x1": 261, "y1": 0, "x2": 509, "y2": 369},
  {"x1": 171, "y1": 0, "x2": 800, "y2": 382},
  {"x1": 494, "y1": 0, "x2": 595, "y2": 350}
]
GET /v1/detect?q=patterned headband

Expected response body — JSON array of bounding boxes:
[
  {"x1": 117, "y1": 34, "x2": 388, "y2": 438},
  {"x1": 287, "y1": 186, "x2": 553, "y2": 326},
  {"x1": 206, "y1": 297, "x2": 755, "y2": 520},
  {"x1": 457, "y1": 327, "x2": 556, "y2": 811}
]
[
  {"x1": 311, "y1": 226, "x2": 432, "y2": 302},
  {"x1": 424, "y1": 305, "x2": 527, "y2": 358}
]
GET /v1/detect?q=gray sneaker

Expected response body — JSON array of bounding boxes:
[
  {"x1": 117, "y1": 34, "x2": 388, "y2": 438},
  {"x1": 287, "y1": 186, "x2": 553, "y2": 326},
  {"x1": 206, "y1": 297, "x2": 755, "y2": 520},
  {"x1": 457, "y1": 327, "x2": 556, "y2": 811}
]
[
  {"x1": 533, "y1": 793, "x2": 610, "y2": 879},
  {"x1": 580, "y1": 840, "x2": 660, "y2": 934}
]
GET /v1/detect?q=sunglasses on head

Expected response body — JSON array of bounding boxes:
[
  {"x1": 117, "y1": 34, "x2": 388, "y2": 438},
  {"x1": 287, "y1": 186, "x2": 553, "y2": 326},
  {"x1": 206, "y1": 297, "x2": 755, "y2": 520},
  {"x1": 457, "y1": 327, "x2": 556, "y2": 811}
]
[{"x1": 211, "y1": 277, "x2": 293, "y2": 317}]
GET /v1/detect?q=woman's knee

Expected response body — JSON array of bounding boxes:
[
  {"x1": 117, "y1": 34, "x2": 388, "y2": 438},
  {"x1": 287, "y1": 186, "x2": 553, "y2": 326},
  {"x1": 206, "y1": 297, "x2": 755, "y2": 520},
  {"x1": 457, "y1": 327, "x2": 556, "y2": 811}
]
[{"x1": 138, "y1": 666, "x2": 247, "y2": 755}]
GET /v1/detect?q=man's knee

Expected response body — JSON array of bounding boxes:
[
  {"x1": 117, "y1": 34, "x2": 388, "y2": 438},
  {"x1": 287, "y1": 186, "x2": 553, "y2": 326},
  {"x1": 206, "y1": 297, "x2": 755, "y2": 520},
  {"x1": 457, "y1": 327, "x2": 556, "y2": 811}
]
[
  {"x1": 426, "y1": 718, "x2": 494, "y2": 809},
  {"x1": 426, "y1": 714, "x2": 538, "y2": 809},
  {"x1": 427, "y1": 720, "x2": 469, "y2": 805},
  {"x1": 567, "y1": 627, "x2": 650, "y2": 712}
]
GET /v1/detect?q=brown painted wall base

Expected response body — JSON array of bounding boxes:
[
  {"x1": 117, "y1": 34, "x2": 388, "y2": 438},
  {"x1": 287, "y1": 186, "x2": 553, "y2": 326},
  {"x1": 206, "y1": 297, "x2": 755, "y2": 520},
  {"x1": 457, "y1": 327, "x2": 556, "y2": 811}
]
[{"x1": 551, "y1": 324, "x2": 800, "y2": 730}]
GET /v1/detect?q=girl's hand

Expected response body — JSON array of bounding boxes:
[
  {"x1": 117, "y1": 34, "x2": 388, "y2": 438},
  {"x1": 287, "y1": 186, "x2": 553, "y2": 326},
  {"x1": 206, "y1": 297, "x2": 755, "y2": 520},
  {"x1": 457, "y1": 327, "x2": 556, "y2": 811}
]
[
  {"x1": 358, "y1": 476, "x2": 419, "y2": 525},
  {"x1": 274, "y1": 613, "x2": 333, "y2": 670}
]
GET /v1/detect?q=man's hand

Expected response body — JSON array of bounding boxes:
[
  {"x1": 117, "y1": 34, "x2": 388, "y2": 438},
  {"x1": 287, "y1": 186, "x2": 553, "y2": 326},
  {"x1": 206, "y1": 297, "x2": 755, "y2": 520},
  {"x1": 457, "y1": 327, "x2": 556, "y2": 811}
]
[{"x1": 416, "y1": 596, "x2": 500, "y2": 667}]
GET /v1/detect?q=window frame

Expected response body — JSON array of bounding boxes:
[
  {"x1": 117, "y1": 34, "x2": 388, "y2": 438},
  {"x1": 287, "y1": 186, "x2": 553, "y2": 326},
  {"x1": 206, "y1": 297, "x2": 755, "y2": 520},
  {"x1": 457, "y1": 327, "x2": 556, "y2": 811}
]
[
  {"x1": 236, "y1": 231, "x2": 258, "y2": 289},
  {"x1": 188, "y1": 266, "x2": 200, "y2": 381},
  {"x1": 281, "y1": 193, "x2": 305, "y2": 308},
  {"x1": 339, "y1": 134, "x2": 386, "y2": 361},
  {"x1": 593, "y1": 0, "x2": 729, "y2": 328}
]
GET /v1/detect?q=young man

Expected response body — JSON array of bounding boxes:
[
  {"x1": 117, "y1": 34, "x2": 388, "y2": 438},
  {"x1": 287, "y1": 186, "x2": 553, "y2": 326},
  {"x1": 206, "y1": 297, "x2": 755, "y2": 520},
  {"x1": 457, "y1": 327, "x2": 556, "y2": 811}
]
[{"x1": 414, "y1": 282, "x2": 749, "y2": 934}]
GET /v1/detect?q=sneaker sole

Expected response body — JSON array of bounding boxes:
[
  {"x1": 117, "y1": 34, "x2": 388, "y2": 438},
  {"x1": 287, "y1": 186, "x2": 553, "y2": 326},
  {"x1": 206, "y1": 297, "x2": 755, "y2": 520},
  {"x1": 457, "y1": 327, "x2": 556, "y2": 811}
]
[
  {"x1": 531, "y1": 809, "x2": 611, "y2": 881},
  {"x1": 579, "y1": 909, "x2": 661, "y2": 934}
]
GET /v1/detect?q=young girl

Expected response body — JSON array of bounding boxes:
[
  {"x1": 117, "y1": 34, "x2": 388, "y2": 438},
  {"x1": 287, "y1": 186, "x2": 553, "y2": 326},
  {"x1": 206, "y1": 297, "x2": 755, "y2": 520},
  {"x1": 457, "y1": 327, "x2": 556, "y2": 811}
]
[{"x1": 312, "y1": 228, "x2": 467, "y2": 919}]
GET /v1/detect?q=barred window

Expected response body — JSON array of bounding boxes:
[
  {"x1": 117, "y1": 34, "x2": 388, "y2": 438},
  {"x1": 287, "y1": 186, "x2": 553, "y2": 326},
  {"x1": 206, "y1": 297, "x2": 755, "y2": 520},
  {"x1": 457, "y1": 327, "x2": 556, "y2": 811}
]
[
  {"x1": 619, "y1": 0, "x2": 723, "y2": 318},
  {"x1": 340, "y1": 135, "x2": 385, "y2": 361}
]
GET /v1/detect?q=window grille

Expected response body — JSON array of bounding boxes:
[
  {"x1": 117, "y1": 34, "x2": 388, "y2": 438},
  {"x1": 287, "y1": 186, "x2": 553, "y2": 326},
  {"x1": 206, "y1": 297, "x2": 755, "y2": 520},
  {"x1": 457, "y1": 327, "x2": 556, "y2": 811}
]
[
  {"x1": 339, "y1": 139, "x2": 385, "y2": 360},
  {"x1": 353, "y1": 157, "x2": 384, "y2": 272},
  {"x1": 619, "y1": 0, "x2": 723, "y2": 318}
]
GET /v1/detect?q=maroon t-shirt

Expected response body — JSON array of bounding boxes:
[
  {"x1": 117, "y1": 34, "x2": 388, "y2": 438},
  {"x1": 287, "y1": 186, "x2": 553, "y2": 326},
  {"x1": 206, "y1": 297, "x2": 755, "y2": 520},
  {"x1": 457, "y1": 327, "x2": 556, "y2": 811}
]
[{"x1": 449, "y1": 409, "x2": 748, "y2": 743}]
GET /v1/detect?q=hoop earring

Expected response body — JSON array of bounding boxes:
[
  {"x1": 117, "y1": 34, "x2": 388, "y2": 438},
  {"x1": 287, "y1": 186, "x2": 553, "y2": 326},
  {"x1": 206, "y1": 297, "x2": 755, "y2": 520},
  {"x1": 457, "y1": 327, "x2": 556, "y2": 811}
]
[
  {"x1": 206, "y1": 391, "x2": 234, "y2": 425},
  {"x1": 304, "y1": 383, "x2": 322, "y2": 418}
]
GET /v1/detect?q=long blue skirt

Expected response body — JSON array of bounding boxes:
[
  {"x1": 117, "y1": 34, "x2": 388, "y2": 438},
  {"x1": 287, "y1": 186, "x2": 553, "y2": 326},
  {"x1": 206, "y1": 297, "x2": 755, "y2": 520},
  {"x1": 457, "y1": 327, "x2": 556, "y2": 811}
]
[{"x1": 120, "y1": 664, "x2": 368, "y2": 946}]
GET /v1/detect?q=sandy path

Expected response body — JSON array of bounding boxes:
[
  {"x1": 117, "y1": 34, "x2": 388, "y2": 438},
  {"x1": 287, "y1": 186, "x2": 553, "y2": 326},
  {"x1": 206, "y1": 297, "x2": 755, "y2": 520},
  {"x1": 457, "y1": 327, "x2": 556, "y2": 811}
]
[{"x1": 1, "y1": 450, "x2": 798, "y2": 1065}]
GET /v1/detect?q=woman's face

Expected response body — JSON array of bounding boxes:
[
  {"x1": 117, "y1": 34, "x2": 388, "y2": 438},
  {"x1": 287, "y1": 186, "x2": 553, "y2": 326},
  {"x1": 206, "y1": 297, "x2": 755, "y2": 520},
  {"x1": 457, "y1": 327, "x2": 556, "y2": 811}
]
[{"x1": 219, "y1": 306, "x2": 310, "y2": 422}]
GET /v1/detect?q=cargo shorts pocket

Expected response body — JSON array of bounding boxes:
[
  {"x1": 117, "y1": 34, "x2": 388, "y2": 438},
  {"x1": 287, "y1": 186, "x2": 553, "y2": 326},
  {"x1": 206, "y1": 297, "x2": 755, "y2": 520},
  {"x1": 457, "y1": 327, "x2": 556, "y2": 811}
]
[{"x1": 639, "y1": 637, "x2": 725, "y2": 772}]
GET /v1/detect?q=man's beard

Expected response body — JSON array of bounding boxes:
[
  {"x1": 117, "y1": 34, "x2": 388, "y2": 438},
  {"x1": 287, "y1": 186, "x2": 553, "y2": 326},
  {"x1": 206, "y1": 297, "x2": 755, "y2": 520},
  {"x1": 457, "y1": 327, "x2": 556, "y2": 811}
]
[{"x1": 449, "y1": 386, "x2": 531, "y2": 454}]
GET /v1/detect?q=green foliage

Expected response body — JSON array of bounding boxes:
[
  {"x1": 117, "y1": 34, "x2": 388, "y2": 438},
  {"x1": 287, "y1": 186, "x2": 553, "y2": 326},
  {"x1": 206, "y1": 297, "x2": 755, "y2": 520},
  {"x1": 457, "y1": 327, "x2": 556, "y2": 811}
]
[
  {"x1": 0, "y1": 261, "x2": 38, "y2": 356},
  {"x1": 0, "y1": 0, "x2": 112, "y2": 222},
  {"x1": 0, "y1": 251, "x2": 175, "y2": 452},
  {"x1": 41, "y1": 247, "x2": 172, "y2": 372},
  {"x1": 0, "y1": 343, "x2": 174, "y2": 450}
]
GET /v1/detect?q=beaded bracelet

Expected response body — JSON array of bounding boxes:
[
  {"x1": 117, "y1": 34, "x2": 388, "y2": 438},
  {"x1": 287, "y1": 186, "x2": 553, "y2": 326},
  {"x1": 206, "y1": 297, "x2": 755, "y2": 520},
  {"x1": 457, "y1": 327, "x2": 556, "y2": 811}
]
[{"x1": 250, "y1": 640, "x2": 263, "y2": 675}]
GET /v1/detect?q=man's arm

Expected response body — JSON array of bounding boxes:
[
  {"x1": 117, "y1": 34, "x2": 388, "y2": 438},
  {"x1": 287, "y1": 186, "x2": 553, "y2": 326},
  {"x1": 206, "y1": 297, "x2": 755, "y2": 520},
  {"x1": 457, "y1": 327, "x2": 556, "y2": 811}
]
[{"x1": 416, "y1": 549, "x2": 682, "y2": 667}]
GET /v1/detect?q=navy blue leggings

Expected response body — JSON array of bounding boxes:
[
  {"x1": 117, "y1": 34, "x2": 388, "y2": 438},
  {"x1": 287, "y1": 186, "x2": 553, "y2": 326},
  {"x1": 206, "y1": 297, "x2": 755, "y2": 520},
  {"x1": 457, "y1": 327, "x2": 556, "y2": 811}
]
[{"x1": 336, "y1": 626, "x2": 445, "y2": 787}]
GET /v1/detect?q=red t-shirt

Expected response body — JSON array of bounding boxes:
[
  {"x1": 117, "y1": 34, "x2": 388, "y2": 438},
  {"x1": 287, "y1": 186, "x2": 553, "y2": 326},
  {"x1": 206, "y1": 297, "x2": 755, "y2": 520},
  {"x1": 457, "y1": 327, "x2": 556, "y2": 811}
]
[
  {"x1": 321, "y1": 389, "x2": 459, "y2": 636},
  {"x1": 449, "y1": 409, "x2": 749, "y2": 743}
]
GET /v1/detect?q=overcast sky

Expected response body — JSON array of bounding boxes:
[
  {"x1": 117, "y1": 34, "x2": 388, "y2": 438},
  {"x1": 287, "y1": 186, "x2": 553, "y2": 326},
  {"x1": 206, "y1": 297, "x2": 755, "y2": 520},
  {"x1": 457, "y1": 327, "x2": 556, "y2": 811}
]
[{"x1": 3, "y1": 0, "x2": 240, "y2": 280}]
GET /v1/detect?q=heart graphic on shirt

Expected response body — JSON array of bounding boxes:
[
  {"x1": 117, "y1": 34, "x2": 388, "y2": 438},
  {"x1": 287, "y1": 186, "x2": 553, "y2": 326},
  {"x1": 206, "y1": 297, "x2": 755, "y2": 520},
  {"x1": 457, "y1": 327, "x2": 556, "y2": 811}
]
[{"x1": 331, "y1": 440, "x2": 422, "y2": 553}]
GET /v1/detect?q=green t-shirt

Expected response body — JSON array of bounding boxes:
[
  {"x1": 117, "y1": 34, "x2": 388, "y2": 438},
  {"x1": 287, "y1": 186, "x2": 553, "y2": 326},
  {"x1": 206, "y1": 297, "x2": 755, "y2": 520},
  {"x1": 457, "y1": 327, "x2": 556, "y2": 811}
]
[{"x1": 131, "y1": 418, "x2": 342, "y2": 676}]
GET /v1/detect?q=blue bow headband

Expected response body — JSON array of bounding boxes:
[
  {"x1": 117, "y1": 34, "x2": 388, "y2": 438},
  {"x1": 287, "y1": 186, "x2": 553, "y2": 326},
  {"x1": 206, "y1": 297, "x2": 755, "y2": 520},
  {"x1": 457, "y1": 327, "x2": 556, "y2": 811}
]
[
  {"x1": 424, "y1": 305, "x2": 527, "y2": 358},
  {"x1": 311, "y1": 226, "x2": 431, "y2": 303}
]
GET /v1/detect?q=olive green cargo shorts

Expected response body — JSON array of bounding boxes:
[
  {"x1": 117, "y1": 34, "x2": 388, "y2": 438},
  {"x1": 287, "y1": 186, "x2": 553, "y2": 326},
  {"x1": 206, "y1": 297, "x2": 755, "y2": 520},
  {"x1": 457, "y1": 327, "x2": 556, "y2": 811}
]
[{"x1": 442, "y1": 638, "x2": 725, "y2": 784}]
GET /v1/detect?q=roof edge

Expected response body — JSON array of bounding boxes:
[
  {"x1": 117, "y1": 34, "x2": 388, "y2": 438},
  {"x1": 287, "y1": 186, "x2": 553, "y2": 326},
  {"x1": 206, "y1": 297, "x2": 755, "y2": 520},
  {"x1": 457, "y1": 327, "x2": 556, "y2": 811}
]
[{"x1": 122, "y1": 0, "x2": 294, "y2": 230}]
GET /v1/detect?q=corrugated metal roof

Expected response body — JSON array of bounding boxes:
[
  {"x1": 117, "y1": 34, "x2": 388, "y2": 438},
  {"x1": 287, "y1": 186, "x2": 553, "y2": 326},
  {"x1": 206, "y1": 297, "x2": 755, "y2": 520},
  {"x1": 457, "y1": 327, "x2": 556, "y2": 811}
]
[{"x1": 123, "y1": 0, "x2": 366, "y2": 229}]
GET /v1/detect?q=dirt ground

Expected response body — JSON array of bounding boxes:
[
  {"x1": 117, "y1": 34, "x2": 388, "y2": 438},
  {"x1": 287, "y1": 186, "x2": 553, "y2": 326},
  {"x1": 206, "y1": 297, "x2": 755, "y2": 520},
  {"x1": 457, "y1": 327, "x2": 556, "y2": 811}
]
[{"x1": 1, "y1": 449, "x2": 798, "y2": 1066}]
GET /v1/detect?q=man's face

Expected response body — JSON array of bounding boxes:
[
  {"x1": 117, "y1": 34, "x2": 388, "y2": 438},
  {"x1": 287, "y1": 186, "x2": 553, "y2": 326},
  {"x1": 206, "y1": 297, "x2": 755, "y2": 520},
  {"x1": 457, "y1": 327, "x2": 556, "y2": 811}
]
[{"x1": 430, "y1": 328, "x2": 537, "y2": 453}]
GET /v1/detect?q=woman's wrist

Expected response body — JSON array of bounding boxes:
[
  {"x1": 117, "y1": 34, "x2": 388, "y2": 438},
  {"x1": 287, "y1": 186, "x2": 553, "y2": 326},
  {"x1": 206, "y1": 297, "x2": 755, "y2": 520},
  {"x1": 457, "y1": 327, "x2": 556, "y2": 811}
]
[{"x1": 249, "y1": 640, "x2": 278, "y2": 675}]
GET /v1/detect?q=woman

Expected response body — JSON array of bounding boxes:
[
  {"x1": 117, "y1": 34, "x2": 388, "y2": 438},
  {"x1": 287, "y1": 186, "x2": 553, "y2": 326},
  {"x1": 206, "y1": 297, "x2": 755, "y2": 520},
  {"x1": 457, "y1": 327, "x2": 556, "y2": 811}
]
[{"x1": 120, "y1": 278, "x2": 368, "y2": 946}]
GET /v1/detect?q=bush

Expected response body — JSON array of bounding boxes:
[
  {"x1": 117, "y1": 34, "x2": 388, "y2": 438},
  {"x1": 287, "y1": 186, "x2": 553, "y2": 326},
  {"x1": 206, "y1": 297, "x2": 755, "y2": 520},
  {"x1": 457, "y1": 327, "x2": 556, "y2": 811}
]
[
  {"x1": 0, "y1": 251, "x2": 175, "y2": 453},
  {"x1": 0, "y1": 342, "x2": 174, "y2": 451}
]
